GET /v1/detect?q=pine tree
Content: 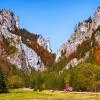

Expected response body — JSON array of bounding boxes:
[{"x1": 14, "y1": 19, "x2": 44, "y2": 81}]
[{"x1": 0, "y1": 69, "x2": 8, "y2": 93}]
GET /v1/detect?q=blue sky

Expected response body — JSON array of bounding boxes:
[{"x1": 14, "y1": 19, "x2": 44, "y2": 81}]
[{"x1": 0, "y1": 0, "x2": 100, "y2": 52}]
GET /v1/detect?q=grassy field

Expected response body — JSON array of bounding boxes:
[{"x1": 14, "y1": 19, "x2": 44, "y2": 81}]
[{"x1": 0, "y1": 89, "x2": 100, "y2": 100}]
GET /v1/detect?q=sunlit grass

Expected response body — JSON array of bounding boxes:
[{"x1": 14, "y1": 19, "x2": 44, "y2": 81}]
[{"x1": 0, "y1": 89, "x2": 100, "y2": 100}]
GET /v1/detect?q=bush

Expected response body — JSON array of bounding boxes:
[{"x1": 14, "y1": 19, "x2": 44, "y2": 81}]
[
  {"x1": 7, "y1": 75, "x2": 25, "y2": 88},
  {"x1": 8, "y1": 46, "x2": 17, "y2": 55},
  {"x1": 43, "y1": 72, "x2": 64, "y2": 90},
  {"x1": 29, "y1": 72, "x2": 43, "y2": 91}
]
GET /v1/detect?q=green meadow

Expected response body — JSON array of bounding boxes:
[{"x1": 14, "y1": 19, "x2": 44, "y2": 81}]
[{"x1": 0, "y1": 89, "x2": 100, "y2": 100}]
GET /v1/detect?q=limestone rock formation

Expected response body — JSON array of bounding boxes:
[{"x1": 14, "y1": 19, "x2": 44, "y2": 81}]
[
  {"x1": 56, "y1": 7, "x2": 100, "y2": 69},
  {"x1": 0, "y1": 9, "x2": 51, "y2": 71}
]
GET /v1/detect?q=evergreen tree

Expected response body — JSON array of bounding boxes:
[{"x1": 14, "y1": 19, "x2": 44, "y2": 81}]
[{"x1": 0, "y1": 69, "x2": 8, "y2": 93}]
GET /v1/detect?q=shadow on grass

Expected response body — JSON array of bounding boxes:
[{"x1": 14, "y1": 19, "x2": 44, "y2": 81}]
[{"x1": 0, "y1": 91, "x2": 9, "y2": 94}]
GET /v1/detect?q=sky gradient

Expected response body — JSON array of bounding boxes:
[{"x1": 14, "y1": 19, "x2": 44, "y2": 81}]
[{"x1": 0, "y1": 0, "x2": 100, "y2": 52}]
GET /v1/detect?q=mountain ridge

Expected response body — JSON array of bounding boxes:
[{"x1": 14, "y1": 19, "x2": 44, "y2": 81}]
[
  {"x1": 0, "y1": 7, "x2": 100, "y2": 73},
  {"x1": 56, "y1": 7, "x2": 100, "y2": 70},
  {"x1": 0, "y1": 9, "x2": 54, "y2": 72}
]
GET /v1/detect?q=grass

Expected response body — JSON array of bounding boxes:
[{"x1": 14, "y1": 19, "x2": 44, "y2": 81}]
[{"x1": 0, "y1": 89, "x2": 100, "y2": 100}]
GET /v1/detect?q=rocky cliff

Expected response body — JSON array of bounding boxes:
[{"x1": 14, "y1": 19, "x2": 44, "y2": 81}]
[
  {"x1": 56, "y1": 7, "x2": 100, "y2": 70},
  {"x1": 0, "y1": 9, "x2": 53, "y2": 71}
]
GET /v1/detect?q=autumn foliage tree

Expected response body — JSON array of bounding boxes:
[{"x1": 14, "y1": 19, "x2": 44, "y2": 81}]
[{"x1": 31, "y1": 42, "x2": 54, "y2": 67}]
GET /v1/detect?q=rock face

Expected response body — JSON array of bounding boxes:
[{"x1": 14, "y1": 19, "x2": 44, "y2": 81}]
[
  {"x1": 56, "y1": 7, "x2": 100, "y2": 69},
  {"x1": 0, "y1": 9, "x2": 48, "y2": 71},
  {"x1": 37, "y1": 35, "x2": 51, "y2": 52}
]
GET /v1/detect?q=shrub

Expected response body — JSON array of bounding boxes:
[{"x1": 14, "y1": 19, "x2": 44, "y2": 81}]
[
  {"x1": 8, "y1": 46, "x2": 17, "y2": 55},
  {"x1": 7, "y1": 75, "x2": 25, "y2": 88}
]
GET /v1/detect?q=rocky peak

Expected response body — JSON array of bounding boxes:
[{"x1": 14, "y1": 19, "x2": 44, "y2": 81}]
[
  {"x1": 92, "y1": 7, "x2": 100, "y2": 29},
  {"x1": 95, "y1": 6, "x2": 100, "y2": 15},
  {"x1": 0, "y1": 9, "x2": 19, "y2": 30},
  {"x1": 56, "y1": 7, "x2": 100, "y2": 69},
  {"x1": 37, "y1": 35, "x2": 51, "y2": 52}
]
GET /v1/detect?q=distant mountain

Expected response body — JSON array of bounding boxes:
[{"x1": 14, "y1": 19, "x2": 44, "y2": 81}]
[
  {"x1": 56, "y1": 7, "x2": 100, "y2": 70},
  {"x1": 0, "y1": 9, "x2": 54, "y2": 73}
]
